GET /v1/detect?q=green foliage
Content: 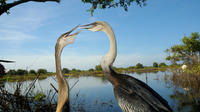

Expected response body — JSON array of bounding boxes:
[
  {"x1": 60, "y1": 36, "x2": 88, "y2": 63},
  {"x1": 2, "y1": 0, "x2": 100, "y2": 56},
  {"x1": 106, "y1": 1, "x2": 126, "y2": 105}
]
[
  {"x1": 71, "y1": 68, "x2": 81, "y2": 73},
  {"x1": 0, "y1": 0, "x2": 7, "y2": 8},
  {"x1": 135, "y1": 63, "x2": 144, "y2": 69},
  {"x1": 29, "y1": 69, "x2": 36, "y2": 75},
  {"x1": 34, "y1": 92, "x2": 46, "y2": 101},
  {"x1": 37, "y1": 69, "x2": 47, "y2": 74},
  {"x1": 62, "y1": 68, "x2": 70, "y2": 74},
  {"x1": 153, "y1": 62, "x2": 158, "y2": 68},
  {"x1": 128, "y1": 66, "x2": 135, "y2": 69},
  {"x1": 82, "y1": 0, "x2": 146, "y2": 15},
  {"x1": 16, "y1": 69, "x2": 28, "y2": 75},
  {"x1": 7, "y1": 69, "x2": 16, "y2": 75},
  {"x1": 88, "y1": 68, "x2": 94, "y2": 72},
  {"x1": 1, "y1": 0, "x2": 146, "y2": 16},
  {"x1": 95, "y1": 65, "x2": 102, "y2": 71},
  {"x1": 159, "y1": 62, "x2": 167, "y2": 67},
  {"x1": 165, "y1": 32, "x2": 200, "y2": 65}
]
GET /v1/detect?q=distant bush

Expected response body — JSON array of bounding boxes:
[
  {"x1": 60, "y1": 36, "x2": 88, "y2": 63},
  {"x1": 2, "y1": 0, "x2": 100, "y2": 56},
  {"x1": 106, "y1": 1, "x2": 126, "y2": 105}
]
[
  {"x1": 95, "y1": 65, "x2": 102, "y2": 71},
  {"x1": 16, "y1": 69, "x2": 28, "y2": 75},
  {"x1": 159, "y1": 63, "x2": 167, "y2": 67},
  {"x1": 7, "y1": 69, "x2": 16, "y2": 75},
  {"x1": 153, "y1": 62, "x2": 158, "y2": 68},
  {"x1": 88, "y1": 68, "x2": 94, "y2": 72},
  {"x1": 128, "y1": 66, "x2": 135, "y2": 69},
  {"x1": 29, "y1": 69, "x2": 37, "y2": 75},
  {"x1": 135, "y1": 63, "x2": 144, "y2": 69},
  {"x1": 62, "y1": 68, "x2": 70, "y2": 74},
  {"x1": 37, "y1": 69, "x2": 47, "y2": 74},
  {"x1": 70, "y1": 68, "x2": 81, "y2": 73}
]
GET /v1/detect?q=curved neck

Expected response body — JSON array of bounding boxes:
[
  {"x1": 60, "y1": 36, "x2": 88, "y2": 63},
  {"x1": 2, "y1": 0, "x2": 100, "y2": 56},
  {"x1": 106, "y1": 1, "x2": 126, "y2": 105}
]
[
  {"x1": 55, "y1": 44, "x2": 64, "y2": 82},
  {"x1": 101, "y1": 23, "x2": 117, "y2": 73},
  {"x1": 55, "y1": 43, "x2": 69, "y2": 112}
]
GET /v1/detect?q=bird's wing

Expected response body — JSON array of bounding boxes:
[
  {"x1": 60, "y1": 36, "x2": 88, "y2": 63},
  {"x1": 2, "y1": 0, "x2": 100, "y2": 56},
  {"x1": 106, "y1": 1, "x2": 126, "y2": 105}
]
[{"x1": 116, "y1": 74, "x2": 172, "y2": 112}]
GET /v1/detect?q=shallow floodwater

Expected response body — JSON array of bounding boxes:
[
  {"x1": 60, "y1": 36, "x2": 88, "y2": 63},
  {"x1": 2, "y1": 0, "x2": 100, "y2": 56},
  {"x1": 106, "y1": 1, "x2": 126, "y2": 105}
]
[{"x1": 3, "y1": 71, "x2": 199, "y2": 112}]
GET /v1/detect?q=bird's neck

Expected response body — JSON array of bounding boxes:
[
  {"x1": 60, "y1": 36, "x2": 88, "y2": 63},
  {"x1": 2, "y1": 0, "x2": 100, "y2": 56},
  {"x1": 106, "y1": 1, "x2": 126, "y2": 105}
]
[
  {"x1": 55, "y1": 43, "x2": 69, "y2": 112},
  {"x1": 101, "y1": 24, "x2": 117, "y2": 73},
  {"x1": 55, "y1": 44, "x2": 64, "y2": 82}
]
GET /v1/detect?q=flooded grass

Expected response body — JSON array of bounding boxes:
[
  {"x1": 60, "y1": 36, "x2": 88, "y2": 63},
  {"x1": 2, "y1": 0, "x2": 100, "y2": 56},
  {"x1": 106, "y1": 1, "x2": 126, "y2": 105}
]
[
  {"x1": 164, "y1": 70, "x2": 200, "y2": 111},
  {"x1": 0, "y1": 75, "x2": 116, "y2": 112},
  {"x1": 1, "y1": 68, "x2": 200, "y2": 111}
]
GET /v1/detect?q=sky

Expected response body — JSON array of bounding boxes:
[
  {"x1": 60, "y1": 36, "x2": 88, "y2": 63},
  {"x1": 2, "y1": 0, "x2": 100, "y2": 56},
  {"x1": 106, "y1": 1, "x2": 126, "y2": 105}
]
[{"x1": 0, "y1": 0, "x2": 200, "y2": 72}]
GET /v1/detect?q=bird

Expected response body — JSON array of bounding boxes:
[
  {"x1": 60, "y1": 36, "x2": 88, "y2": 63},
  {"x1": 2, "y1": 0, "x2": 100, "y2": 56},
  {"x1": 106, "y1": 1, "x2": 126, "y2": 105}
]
[
  {"x1": 181, "y1": 64, "x2": 187, "y2": 72},
  {"x1": 80, "y1": 21, "x2": 173, "y2": 112},
  {"x1": 55, "y1": 25, "x2": 81, "y2": 112}
]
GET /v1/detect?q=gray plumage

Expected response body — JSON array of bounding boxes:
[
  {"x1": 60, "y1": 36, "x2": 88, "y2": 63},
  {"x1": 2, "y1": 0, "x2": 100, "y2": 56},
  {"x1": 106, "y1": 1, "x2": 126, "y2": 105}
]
[{"x1": 80, "y1": 21, "x2": 173, "y2": 112}]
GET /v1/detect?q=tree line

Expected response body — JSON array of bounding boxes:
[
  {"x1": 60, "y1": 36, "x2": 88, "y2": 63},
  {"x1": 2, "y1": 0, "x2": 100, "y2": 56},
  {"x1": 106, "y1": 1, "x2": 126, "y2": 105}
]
[
  {"x1": 6, "y1": 69, "x2": 48, "y2": 76},
  {"x1": 2, "y1": 61, "x2": 167, "y2": 76}
]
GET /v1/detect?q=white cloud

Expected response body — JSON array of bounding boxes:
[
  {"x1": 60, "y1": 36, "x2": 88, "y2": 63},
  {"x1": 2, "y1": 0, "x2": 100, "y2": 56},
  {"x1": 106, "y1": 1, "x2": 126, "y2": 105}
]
[
  {"x1": 0, "y1": 29, "x2": 35, "y2": 41},
  {"x1": 0, "y1": 6, "x2": 54, "y2": 45},
  {"x1": 0, "y1": 5, "x2": 53, "y2": 32}
]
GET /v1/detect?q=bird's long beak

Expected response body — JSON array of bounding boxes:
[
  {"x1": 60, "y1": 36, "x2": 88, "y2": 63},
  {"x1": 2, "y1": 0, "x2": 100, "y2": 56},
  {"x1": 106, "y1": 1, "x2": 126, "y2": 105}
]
[
  {"x1": 68, "y1": 24, "x2": 80, "y2": 34},
  {"x1": 79, "y1": 23, "x2": 96, "y2": 29},
  {"x1": 62, "y1": 24, "x2": 82, "y2": 37},
  {"x1": 70, "y1": 30, "x2": 82, "y2": 36}
]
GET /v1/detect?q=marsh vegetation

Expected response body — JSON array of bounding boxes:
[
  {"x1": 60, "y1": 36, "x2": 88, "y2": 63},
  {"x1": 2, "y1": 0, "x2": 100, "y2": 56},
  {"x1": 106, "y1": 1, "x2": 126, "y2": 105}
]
[{"x1": 0, "y1": 70, "x2": 199, "y2": 112}]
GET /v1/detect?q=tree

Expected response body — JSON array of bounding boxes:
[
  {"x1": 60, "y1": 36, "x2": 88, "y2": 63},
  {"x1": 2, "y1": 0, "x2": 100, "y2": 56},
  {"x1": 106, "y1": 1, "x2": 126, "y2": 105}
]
[
  {"x1": 128, "y1": 66, "x2": 135, "y2": 69},
  {"x1": 82, "y1": 0, "x2": 146, "y2": 16},
  {"x1": 70, "y1": 68, "x2": 81, "y2": 73},
  {"x1": 16, "y1": 69, "x2": 28, "y2": 75},
  {"x1": 37, "y1": 69, "x2": 47, "y2": 74},
  {"x1": 165, "y1": 32, "x2": 200, "y2": 65},
  {"x1": 29, "y1": 69, "x2": 37, "y2": 75},
  {"x1": 159, "y1": 62, "x2": 167, "y2": 67},
  {"x1": 0, "y1": 63, "x2": 5, "y2": 76},
  {"x1": 135, "y1": 63, "x2": 144, "y2": 69},
  {"x1": 62, "y1": 68, "x2": 70, "y2": 74},
  {"x1": 153, "y1": 62, "x2": 158, "y2": 68},
  {"x1": 7, "y1": 69, "x2": 17, "y2": 75},
  {"x1": 0, "y1": 0, "x2": 59, "y2": 15},
  {"x1": 0, "y1": 0, "x2": 146, "y2": 16},
  {"x1": 95, "y1": 65, "x2": 102, "y2": 71},
  {"x1": 88, "y1": 68, "x2": 94, "y2": 72}
]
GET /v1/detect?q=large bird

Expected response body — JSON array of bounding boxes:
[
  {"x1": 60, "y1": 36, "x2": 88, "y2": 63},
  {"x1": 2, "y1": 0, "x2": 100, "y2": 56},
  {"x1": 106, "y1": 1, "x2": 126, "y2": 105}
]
[
  {"x1": 55, "y1": 25, "x2": 81, "y2": 112},
  {"x1": 80, "y1": 21, "x2": 172, "y2": 112}
]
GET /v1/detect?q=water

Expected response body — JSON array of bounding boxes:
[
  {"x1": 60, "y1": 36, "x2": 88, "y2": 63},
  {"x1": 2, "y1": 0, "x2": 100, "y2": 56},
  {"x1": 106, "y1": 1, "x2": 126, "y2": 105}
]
[{"x1": 2, "y1": 71, "x2": 199, "y2": 112}]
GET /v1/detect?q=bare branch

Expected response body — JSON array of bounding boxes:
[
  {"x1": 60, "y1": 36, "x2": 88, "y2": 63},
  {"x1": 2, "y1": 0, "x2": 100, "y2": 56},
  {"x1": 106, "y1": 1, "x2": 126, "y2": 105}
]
[{"x1": 0, "y1": 0, "x2": 60, "y2": 15}]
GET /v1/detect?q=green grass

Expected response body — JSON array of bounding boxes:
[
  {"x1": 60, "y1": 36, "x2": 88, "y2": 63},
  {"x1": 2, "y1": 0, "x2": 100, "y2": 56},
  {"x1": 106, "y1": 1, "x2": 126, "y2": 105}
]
[{"x1": 0, "y1": 73, "x2": 54, "y2": 82}]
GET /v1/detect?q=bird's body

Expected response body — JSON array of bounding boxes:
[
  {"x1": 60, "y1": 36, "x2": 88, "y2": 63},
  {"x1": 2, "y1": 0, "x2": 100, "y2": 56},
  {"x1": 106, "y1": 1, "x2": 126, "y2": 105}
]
[
  {"x1": 109, "y1": 70, "x2": 172, "y2": 112},
  {"x1": 181, "y1": 64, "x2": 187, "y2": 71},
  {"x1": 80, "y1": 21, "x2": 172, "y2": 112}
]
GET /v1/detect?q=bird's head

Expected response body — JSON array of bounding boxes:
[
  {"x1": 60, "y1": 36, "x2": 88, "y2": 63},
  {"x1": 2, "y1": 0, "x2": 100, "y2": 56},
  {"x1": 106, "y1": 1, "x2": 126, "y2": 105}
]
[
  {"x1": 79, "y1": 21, "x2": 108, "y2": 32},
  {"x1": 57, "y1": 25, "x2": 81, "y2": 49}
]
